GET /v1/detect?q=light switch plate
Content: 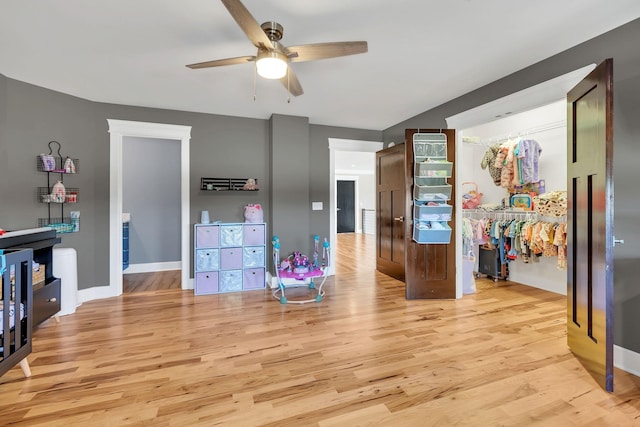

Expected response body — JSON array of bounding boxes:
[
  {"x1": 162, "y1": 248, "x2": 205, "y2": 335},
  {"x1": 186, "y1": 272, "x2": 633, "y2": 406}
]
[{"x1": 312, "y1": 202, "x2": 323, "y2": 211}]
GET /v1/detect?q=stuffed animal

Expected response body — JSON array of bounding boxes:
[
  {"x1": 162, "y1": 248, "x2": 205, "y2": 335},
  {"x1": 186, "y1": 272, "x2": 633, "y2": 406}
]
[
  {"x1": 244, "y1": 203, "x2": 264, "y2": 223},
  {"x1": 243, "y1": 178, "x2": 258, "y2": 190}
]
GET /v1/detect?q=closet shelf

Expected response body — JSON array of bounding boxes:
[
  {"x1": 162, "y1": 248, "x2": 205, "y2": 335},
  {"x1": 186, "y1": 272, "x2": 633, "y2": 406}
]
[{"x1": 462, "y1": 120, "x2": 566, "y2": 146}]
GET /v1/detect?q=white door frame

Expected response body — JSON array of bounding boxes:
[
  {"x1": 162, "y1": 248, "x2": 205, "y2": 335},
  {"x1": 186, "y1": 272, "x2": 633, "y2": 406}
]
[
  {"x1": 328, "y1": 138, "x2": 383, "y2": 275},
  {"x1": 107, "y1": 119, "x2": 192, "y2": 297}
]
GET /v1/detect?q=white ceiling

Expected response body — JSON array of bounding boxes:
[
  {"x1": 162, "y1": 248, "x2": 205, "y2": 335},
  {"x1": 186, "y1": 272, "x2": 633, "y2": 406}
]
[{"x1": 2, "y1": 1, "x2": 640, "y2": 131}]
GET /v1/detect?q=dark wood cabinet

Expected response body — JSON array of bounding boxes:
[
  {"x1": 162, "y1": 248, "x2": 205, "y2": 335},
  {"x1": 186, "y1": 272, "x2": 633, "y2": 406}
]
[{"x1": 0, "y1": 228, "x2": 61, "y2": 326}]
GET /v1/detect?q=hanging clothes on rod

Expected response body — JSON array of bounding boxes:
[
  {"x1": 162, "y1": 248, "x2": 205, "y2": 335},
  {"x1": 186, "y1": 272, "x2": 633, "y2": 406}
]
[{"x1": 462, "y1": 210, "x2": 567, "y2": 271}]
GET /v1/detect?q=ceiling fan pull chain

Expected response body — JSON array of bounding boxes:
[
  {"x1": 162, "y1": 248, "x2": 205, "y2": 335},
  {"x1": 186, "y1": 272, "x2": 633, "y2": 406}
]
[
  {"x1": 253, "y1": 63, "x2": 257, "y2": 101},
  {"x1": 287, "y1": 69, "x2": 291, "y2": 103}
]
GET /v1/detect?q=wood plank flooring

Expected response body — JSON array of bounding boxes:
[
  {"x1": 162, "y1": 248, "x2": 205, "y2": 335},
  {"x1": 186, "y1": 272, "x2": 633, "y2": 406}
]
[
  {"x1": 123, "y1": 270, "x2": 182, "y2": 293},
  {"x1": 1, "y1": 233, "x2": 639, "y2": 426}
]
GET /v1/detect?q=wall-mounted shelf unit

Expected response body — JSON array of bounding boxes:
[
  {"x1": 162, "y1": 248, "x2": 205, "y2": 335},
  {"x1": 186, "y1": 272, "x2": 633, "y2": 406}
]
[
  {"x1": 200, "y1": 177, "x2": 258, "y2": 191},
  {"x1": 36, "y1": 141, "x2": 79, "y2": 234}
]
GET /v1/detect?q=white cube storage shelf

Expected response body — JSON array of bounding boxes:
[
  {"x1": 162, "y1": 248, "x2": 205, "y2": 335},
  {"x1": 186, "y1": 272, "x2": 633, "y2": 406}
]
[
  {"x1": 194, "y1": 222, "x2": 266, "y2": 295},
  {"x1": 412, "y1": 133, "x2": 453, "y2": 244}
]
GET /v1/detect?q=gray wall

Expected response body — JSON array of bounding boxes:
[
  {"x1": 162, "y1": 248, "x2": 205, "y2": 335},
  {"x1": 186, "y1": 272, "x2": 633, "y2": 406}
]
[
  {"x1": 269, "y1": 114, "x2": 310, "y2": 255},
  {"x1": 0, "y1": 76, "x2": 6, "y2": 213},
  {"x1": 123, "y1": 136, "x2": 180, "y2": 264},
  {"x1": 0, "y1": 76, "x2": 381, "y2": 291},
  {"x1": 309, "y1": 124, "x2": 383, "y2": 249},
  {"x1": 1, "y1": 78, "x2": 101, "y2": 288},
  {"x1": 383, "y1": 19, "x2": 640, "y2": 354}
]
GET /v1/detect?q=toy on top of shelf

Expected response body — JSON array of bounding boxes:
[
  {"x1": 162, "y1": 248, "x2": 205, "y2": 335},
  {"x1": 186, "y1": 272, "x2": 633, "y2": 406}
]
[
  {"x1": 243, "y1": 178, "x2": 259, "y2": 190},
  {"x1": 244, "y1": 204, "x2": 264, "y2": 223}
]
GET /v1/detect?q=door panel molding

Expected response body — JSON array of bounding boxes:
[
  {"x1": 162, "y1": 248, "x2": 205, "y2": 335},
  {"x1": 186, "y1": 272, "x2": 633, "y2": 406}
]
[
  {"x1": 376, "y1": 144, "x2": 405, "y2": 281},
  {"x1": 566, "y1": 58, "x2": 614, "y2": 392}
]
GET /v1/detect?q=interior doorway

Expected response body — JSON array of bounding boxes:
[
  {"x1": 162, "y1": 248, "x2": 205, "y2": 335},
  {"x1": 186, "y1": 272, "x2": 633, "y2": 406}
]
[
  {"x1": 337, "y1": 179, "x2": 356, "y2": 233},
  {"x1": 328, "y1": 138, "x2": 383, "y2": 275},
  {"x1": 122, "y1": 136, "x2": 181, "y2": 276},
  {"x1": 107, "y1": 120, "x2": 192, "y2": 298}
]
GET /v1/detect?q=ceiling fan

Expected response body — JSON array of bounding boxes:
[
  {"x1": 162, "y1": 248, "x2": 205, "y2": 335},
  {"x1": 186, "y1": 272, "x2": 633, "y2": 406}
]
[{"x1": 186, "y1": 0, "x2": 368, "y2": 97}]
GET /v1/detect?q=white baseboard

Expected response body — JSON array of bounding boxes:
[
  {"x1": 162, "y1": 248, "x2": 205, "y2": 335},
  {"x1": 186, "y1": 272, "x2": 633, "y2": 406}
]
[
  {"x1": 124, "y1": 261, "x2": 181, "y2": 274},
  {"x1": 614, "y1": 345, "x2": 640, "y2": 377},
  {"x1": 78, "y1": 285, "x2": 118, "y2": 304}
]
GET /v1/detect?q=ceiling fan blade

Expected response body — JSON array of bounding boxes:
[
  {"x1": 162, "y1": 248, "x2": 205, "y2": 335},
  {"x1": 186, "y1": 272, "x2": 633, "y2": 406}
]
[
  {"x1": 286, "y1": 41, "x2": 368, "y2": 62},
  {"x1": 280, "y1": 67, "x2": 303, "y2": 97},
  {"x1": 186, "y1": 55, "x2": 256, "y2": 69},
  {"x1": 220, "y1": 0, "x2": 274, "y2": 50}
]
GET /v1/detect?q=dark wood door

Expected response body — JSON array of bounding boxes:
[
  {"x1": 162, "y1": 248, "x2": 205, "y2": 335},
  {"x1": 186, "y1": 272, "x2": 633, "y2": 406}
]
[
  {"x1": 404, "y1": 129, "x2": 457, "y2": 299},
  {"x1": 567, "y1": 59, "x2": 614, "y2": 391},
  {"x1": 337, "y1": 180, "x2": 356, "y2": 233},
  {"x1": 376, "y1": 144, "x2": 405, "y2": 281}
]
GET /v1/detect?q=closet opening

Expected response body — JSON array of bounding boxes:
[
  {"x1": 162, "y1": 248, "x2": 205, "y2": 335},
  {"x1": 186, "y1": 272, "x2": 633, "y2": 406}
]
[
  {"x1": 446, "y1": 63, "x2": 596, "y2": 298},
  {"x1": 458, "y1": 100, "x2": 567, "y2": 296}
]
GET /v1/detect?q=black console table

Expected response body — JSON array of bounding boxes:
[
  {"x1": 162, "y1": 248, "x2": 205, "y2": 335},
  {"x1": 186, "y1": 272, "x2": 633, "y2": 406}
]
[{"x1": 0, "y1": 228, "x2": 61, "y2": 326}]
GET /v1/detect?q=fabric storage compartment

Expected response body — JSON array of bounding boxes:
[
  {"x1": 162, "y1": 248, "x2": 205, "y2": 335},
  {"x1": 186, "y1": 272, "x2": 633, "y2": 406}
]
[
  {"x1": 243, "y1": 224, "x2": 265, "y2": 245},
  {"x1": 220, "y1": 270, "x2": 243, "y2": 292},
  {"x1": 243, "y1": 268, "x2": 265, "y2": 290},
  {"x1": 243, "y1": 246, "x2": 265, "y2": 268},
  {"x1": 195, "y1": 249, "x2": 219, "y2": 271},
  {"x1": 414, "y1": 203, "x2": 452, "y2": 221},
  {"x1": 31, "y1": 263, "x2": 45, "y2": 286},
  {"x1": 414, "y1": 184, "x2": 452, "y2": 202},
  {"x1": 414, "y1": 141, "x2": 447, "y2": 159},
  {"x1": 414, "y1": 161, "x2": 452, "y2": 178},
  {"x1": 195, "y1": 272, "x2": 219, "y2": 295},
  {"x1": 414, "y1": 176, "x2": 448, "y2": 187},
  {"x1": 220, "y1": 225, "x2": 243, "y2": 247},
  {"x1": 196, "y1": 225, "x2": 219, "y2": 247},
  {"x1": 412, "y1": 221, "x2": 452, "y2": 244},
  {"x1": 220, "y1": 248, "x2": 243, "y2": 270}
]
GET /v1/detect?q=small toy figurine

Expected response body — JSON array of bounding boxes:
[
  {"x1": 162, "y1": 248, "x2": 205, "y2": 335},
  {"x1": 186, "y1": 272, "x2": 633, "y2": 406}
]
[{"x1": 243, "y1": 178, "x2": 259, "y2": 190}]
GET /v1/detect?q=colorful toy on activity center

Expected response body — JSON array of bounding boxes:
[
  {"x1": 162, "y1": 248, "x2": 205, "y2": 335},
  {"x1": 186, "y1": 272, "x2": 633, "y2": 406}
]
[{"x1": 271, "y1": 234, "x2": 330, "y2": 304}]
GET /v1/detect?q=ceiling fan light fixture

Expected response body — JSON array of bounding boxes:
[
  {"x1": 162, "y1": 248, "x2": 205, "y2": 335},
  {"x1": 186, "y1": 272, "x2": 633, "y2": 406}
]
[{"x1": 256, "y1": 50, "x2": 288, "y2": 79}]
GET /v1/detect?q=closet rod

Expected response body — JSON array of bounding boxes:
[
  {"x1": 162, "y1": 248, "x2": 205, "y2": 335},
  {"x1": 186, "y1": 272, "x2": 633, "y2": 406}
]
[
  {"x1": 462, "y1": 209, "x2": 538, "y2": 220},
  {"x1": 462, "y1": 120, "x2": 566, "y2": 146}
]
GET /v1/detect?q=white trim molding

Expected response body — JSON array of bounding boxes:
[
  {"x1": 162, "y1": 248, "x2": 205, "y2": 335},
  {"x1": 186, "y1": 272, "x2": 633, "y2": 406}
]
[
  {"x1": 107, "y1": 119, "x2": 192, "y2": 301},
  {"x1": 124, "y1": 262, "x2": 182, "y2": 275},
  {"x1": 329, "y1": 138, "x2": 383, "y2": 276},
  {"x1": 614, "y1": 345, "x2": 640, "y2": 377}
]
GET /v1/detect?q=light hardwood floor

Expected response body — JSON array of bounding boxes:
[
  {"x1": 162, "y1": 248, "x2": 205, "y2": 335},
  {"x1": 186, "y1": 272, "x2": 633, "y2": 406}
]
[
  {"x1": 123, "y1": 270, "x2": 182, "y2": 293},
  {"x1": 1, "y1": 233, "x2": 639, "y2": 426}
]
